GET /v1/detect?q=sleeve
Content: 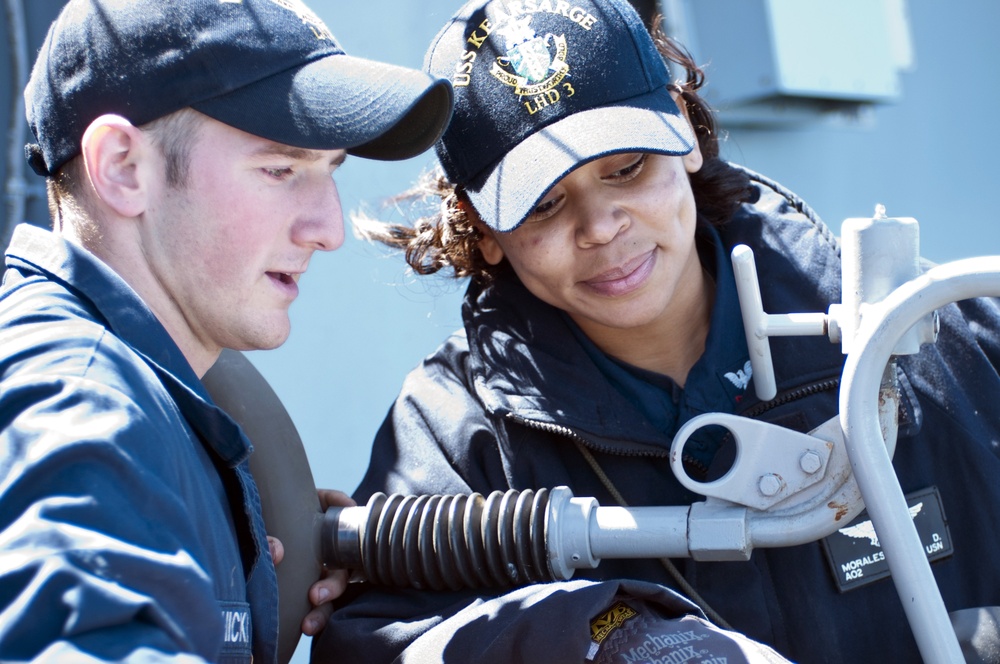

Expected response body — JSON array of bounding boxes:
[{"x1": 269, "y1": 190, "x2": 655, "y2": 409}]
[
  {"x1": 0, "y1": 375, "x2": 221, "y2": 663},
  {"x1": 898, "y1": 292, "x2": 1000, "y2": 431},
  {"x1": 960, "y1": 294, "x2": 1000, "y2": 372}
]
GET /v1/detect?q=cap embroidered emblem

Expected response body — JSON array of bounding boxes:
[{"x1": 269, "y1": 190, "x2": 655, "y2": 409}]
[
  {"x1": 490, "y1": 16, "x2": 569, "y2": 98},
  {"x1": 269, "y1": 0, "x2": 334, "y2": 40},
  {"x1": 215, "y1": 0, "x2": 332, "y2": 40}
]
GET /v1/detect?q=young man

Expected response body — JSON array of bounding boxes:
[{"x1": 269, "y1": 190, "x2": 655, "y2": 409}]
[{"x1": 0, "y1": 0, "x2": 452, "y2": 662}]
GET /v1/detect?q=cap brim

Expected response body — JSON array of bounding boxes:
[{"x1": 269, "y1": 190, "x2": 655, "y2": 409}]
[
  {"x1": 465, "y1": 87, "x2": 695, "y2": 232},
  {"x1": 193, "y1": 53, "x2": 453, "y2": 161}
]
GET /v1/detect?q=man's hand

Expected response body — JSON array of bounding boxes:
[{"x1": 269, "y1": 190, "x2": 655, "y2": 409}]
[{"x1": 303, "y1": 489, "x2": 356, "y2": 636}]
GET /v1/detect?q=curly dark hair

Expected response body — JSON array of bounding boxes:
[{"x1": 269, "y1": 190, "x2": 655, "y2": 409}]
[{"x1": 353, "y1": 18, "x2": 753, "y2": 284}]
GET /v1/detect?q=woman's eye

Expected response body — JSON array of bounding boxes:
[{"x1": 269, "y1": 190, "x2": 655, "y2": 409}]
[
  {"x1": 606, "y1": 153, "x2": 647, "y2": 182},
  {"x1": 527, "y1": 194, "x2": 563, "y2": 221}
]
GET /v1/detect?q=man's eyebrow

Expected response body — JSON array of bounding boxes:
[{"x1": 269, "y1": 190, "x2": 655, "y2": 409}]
[
  {"x1": 251, "y1": 144, "x2": 314, "y2": 160},
  {"x1": 251, "y1": 144, "x2": 347, "y2": 167}
]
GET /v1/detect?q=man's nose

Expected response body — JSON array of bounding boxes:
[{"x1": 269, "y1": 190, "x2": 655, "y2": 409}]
[{"x1": 293, "y1": 177, "x2": 345, "y2": 252}]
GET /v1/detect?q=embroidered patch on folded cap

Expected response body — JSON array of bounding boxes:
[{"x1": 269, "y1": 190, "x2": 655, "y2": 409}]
[{"x1": 587, "y1": 597, "x2": 791, "y2": 663}]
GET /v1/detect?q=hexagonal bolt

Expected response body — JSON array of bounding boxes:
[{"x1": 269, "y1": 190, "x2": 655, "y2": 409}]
[
  {"x1": 799, "y1": 451, "x2": 823, "y2": 475},
  {"x1": 758, "y1": 474, "x2": 783, "y2": 497}
]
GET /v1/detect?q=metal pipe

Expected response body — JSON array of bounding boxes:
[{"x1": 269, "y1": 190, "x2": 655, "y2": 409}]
[
  {"x1": 588, "y1": 505, "x2": 690, "y2": 559},
  {"x1": 323, "y1": 393, "x2": 905, "y2": 582},
  {"x1": 732, "y1": 244, "x2": 778, "y2": 401},
  {"x1": 841, "y1": 257, "x2": 1000, "y2": 664}
]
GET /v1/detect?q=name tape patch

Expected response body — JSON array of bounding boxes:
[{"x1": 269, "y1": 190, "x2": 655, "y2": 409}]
[
  {"x1": 219, "y1": 601, "x2": 253, "y2": 658},
  {"x1": 822, "y1": 485, "x2": 953, "y2": 593}
]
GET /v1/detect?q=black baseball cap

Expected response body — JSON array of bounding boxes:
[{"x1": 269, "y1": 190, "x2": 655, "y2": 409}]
[
  {"x1": 425, "y1": 0, "x2": 695, "y2": 232},
  {"x1": 24, "y1": 0, "x2": 455, "y2": 177}
]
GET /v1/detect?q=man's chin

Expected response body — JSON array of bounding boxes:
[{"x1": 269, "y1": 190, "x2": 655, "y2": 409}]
[{"x1": 229, "y1": 320, "x2": 292, "y2": 352}]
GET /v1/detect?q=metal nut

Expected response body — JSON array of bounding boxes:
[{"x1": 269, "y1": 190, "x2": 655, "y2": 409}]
[
  {"x1": 758, "y1": 474, "x2": 783, "y2": 497},
  {"x1": 800, "y1": 451, "x2": 823, "y2": 475}
]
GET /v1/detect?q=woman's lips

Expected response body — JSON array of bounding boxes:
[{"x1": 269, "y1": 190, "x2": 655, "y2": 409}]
[{"x1": 582, "y1": 249, "x2": 656, "y2": 297}]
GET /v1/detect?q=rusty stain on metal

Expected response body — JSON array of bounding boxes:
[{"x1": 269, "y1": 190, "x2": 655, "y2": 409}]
[{"x1": 828, "y1": 500, "x2": 850, "y2": 521}]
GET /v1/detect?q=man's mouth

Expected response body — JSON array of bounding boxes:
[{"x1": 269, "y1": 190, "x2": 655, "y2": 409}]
[{"x1": 267, "y1": 271, "x2": 301, "y2": 297}]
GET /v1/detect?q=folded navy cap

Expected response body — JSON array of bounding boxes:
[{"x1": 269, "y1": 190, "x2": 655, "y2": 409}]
[
  {"x1": 425, "y1": 0, "x2": 695, "y2": 232},
  {"x1": 24, "y1": 0, "x2": 454, "y2": 177}
]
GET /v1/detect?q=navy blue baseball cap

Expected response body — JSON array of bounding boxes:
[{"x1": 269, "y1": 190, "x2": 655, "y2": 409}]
[
  {"x1": 24, "y1": 0, "x2": 455, "y2": 177},
  {"x1": 425, "y1": 0, "x2": 695, "y2": 232}
]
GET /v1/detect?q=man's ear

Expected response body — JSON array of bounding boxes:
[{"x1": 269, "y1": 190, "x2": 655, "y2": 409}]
[
  {"x1": 474, "y1": 221, "x2": 506, "y2": 266},
  {"x1": 80, "y1": 114, "x2": 151, "y2": 218},
  {"x1": 670, "y1": 90, "x2": 704, "y2": 175}
]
